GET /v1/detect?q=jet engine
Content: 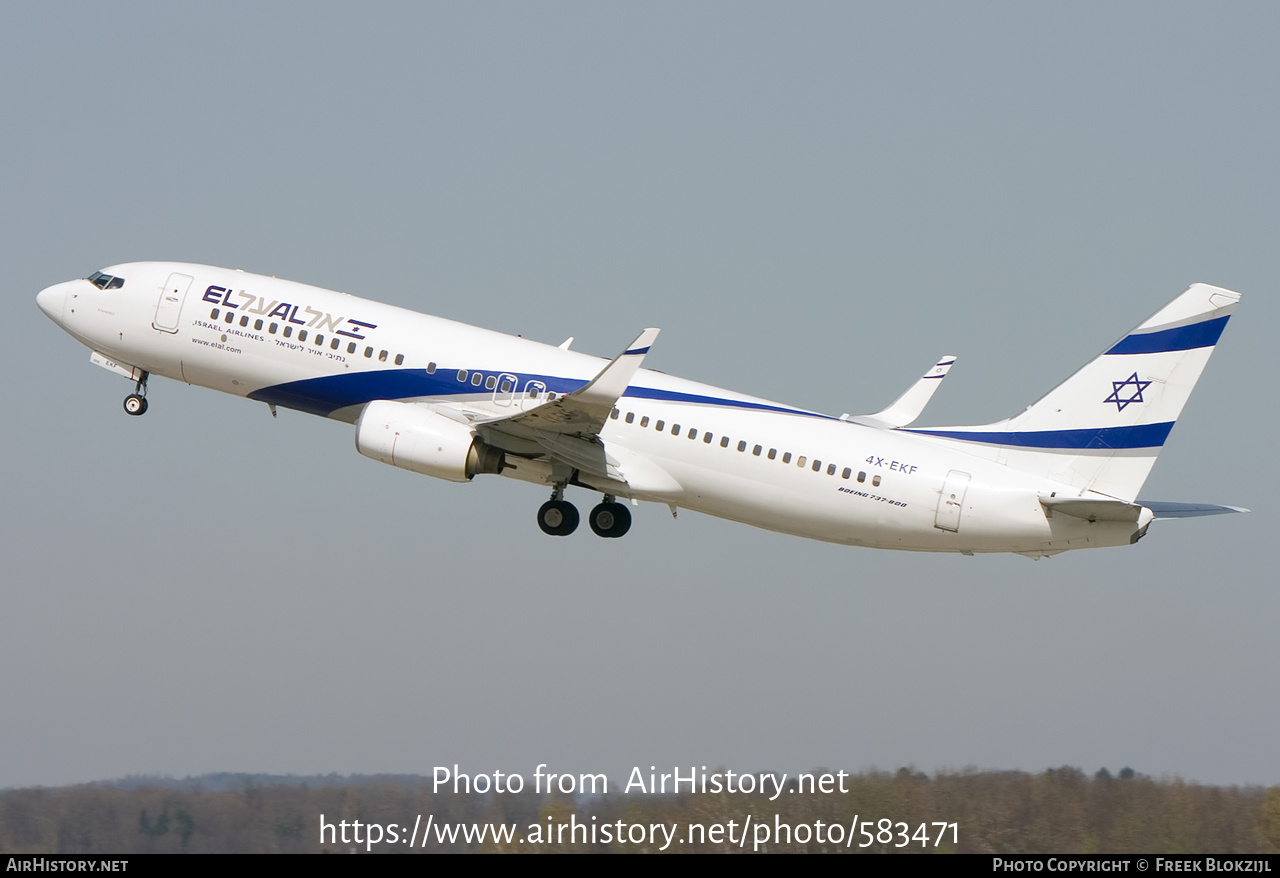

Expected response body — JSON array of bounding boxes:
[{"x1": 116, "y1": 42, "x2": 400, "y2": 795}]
[{"x1": 355, "y1": 400, "x2": 504, "y2": 482}]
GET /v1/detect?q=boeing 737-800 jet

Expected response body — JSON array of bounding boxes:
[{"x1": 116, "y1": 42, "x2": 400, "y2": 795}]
[{"x1": 35, "y1": 263, "x2": 1244, "y2": 557}]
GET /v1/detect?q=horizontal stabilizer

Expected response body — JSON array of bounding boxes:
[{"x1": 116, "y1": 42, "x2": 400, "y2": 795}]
[
  {"x1": 845, "y1": 356, "x2": 956, "y2": 428},
  {"x1": 1137, "y1": 501, "x2": 1250, "y2": 519},
  {"x1": 1040, "y1": 496, "x2": 1145, "y2": 522},
  {"x1": 1042, "y1": 496, "x2": 1248, "y2": 523}
]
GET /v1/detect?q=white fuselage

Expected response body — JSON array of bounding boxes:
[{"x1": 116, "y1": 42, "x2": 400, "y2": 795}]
[{"x1": 36, "y1": 261, "x2": 1149, "y2": 555}]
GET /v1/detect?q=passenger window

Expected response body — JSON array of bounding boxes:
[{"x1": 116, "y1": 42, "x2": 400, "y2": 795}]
[
  {"x1": 610, "y1": 409, "x2": 619, "y2": 420},
  {"x1": 688, "y1": 428, "x2": 697, "y2": 440},
  {"x1": 471, "y1": 372, "x2": 483, "y2": 386},
  {"x1": 655, "y1": 420, "x2": 665, "y2": 431},
  {"x1": 225, "y1": 312, "x2": 234, "y2": 324},
  {"x1": 457, "y1": 369, "x2": 467, "y2": 381},
  {"x1": 737, "y1": 441, "x2": 746, "y2": 452},
  {"x1": 348, "y1": 342, "x2": 357, "y2": 354},
  {"x1": 379, "y1": 350, "x2": 389, "y2": 362},
  {"x1": 240, "y1": 315, "x2": 249, "y2": 327},
  {"x1": 797, "y1": 456, "x2": 806, "y2": 467},
  {"x1": 783, "y1": 452, "x2": 792, "y2": 463},
  {"x1": 299, "y1": 330, "x2": 308, "y2": 342},
  {"x1": 269, "y1": 322, "x2": 277, "y2": 334},
  {"x1": 721, "y1": 436, "x2": 730, "y2": 448},
  {"x1": 812, "y1": 460, "x2": 822, "y2": 472},
  {"x1": 254, "y1": 319, "x2": 263, "y2": 331},
  {"x1": 753, "y1": 445, "x2": 762, "y2": 456},
  {"x1": 485, "y1": 375, "x2": 497, "y2": 390},
  {"x1": 703, "y1": 433, "x2": 713, "y2": 443},
  {"x1": 210, "y1": 308, "x2": 220, "y2": 320},
  {"x1": 640, "y1": 416, "x2": 650, "y2": 427},
  {"x1": 768, "y1": 448, "x2": 777, "y2": 460},
  {"x1": 671, "y1": 423, "x2": 680, "y2": 435},
  {"x1": 842, "y1": 467, "x2": 851, "y2": 479},
  {"x1": 332, "y1": 338, "x2": 341, "y2": 350},
  {"x1": 426, "y1": 362, "x2": 437, "y2": 374},
  {"x1": 857, "y1": 471, "x2": 866, "y2": 483},
  {"x1": 395, "y1": 353, "x2": 404, "y2": 364},
  {"x1": 315, "y1": 334, "x2": 324, "y2": 345},
  {"x1": 872, "y1": 475, "x2": 881, "y2": 487},
  {"x1": 283, "y1": 326, "x2": 292, "y2": 338},
  {"x1": 625, "y1": 412, "x2": 635, "y2": 424},
  {"x1": 827, "y1": 463, "x2": 836, "y2": 476}
]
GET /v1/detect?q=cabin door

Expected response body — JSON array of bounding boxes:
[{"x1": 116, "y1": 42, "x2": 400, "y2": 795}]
[
  {"x1": 153, "y1": 272, "x2": 193, "y2": 333},
  {"x1": 934, "y1": 470, "x2": 971, "y2": 532}
]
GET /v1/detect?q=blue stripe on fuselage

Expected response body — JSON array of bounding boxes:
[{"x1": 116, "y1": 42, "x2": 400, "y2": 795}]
[
  {"x1": 248, "y1": 368, "x2": 823, "y2": 419},
  {"x1": 905, "y1": 421, "x2": 1175, "y2": 449}
]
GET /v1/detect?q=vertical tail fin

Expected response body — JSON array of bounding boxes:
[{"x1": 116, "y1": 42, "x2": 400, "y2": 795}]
[{"x1": 906, "y1": 284, "x2": 1240, "y2": 501}]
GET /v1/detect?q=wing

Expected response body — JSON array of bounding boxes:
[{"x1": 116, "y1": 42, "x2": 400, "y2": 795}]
[
  {"x1": 476, "y1": 327, "x2": 658, "y2": 438},
  {"x1": 467, "y1": 328, "x2": 668, "y2": 490}
]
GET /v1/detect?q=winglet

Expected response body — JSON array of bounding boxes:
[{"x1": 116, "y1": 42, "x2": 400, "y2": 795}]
[
  {"x1": 570, "y1": 328, "x2": 660, "y2": 409},
  {"x1": 847, "y1": 356, "x2": 957, "y2": 428}
]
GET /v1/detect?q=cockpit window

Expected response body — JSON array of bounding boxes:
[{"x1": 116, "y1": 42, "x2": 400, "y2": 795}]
[{"x1": 88, "y1": 271, "x2": 125, "y2": 290}]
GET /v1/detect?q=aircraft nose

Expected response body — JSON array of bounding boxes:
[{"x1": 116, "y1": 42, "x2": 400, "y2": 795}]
[{"x1": 36, "y1": 282, "x2": 67, "y2": 324}]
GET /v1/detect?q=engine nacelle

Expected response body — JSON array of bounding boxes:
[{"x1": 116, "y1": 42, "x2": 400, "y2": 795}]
[{"x1": 355, "y1": 400, "x2": 504, "y2": 482}]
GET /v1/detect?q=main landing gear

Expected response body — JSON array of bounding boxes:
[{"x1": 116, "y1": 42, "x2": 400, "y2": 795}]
[
  {"x1": 589, "y1": 497, "x2": 631, "y2": 538},
  {"x1": 537, "y1": 499, "x2": 579, "y2": 536},
  {"x1": 536, "y1": 488, "x2": 632, "y2": 538},
  {"x1": 123, "y1": 371, "x2": 150, "y2": 416}
]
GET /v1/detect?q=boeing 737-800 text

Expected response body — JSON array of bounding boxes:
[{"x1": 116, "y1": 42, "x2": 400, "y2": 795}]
[{"x1": 36, "y1": 263, "x2": 1244, "y2": 557}]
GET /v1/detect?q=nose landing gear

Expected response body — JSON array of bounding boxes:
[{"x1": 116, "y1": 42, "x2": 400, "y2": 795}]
[{"x1": 123, "y1": 371, "x2": 150, "y2": 416}]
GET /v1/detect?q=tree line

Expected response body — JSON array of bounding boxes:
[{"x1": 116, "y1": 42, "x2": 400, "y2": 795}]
[{"x1": 2, "y1": 767, "x2": 1278, "y2": 854}]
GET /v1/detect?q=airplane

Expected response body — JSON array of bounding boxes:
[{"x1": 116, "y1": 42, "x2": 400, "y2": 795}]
[{"x1": 35, "y1": 262, "x2": 1245, "y2": 558}]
